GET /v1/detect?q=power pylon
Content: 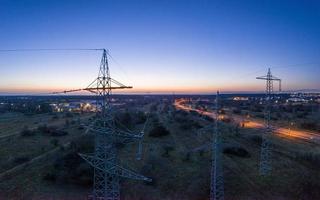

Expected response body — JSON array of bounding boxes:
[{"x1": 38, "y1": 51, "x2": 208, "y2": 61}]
[
  {"x1": 210, "y1": 91, "x2": 224, "y2": 200},
  {"x1": 256, "y1": 68, "x2": 281, "y2": 175},
  {"x1": 55, "y1": 49, "x2": 151, "y2": 199}
]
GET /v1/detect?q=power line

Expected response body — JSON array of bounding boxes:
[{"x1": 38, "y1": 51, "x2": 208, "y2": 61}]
[{"x1": 0, "y1": 48, "x2": 104, "y2": 52}]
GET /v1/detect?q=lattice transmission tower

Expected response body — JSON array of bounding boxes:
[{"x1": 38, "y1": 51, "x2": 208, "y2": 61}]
[
  {"x1": 55, "y1": 49, "x2": 151, "y2": 199},
  {"x1": 256, "y1": 68, "x2": 281, "y2": 175},
  {"x1": 210, "y1": 91, "x2": 224, "y2": 200}
]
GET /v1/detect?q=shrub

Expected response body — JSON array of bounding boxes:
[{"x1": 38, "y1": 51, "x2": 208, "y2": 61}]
[
  {"x1": 50, "y1": 129, "x2": 68, "y2": 137},
  {"x1": 44, "y1": 152, "x2": 93, "y2": 186},
  {"x1": 294, "y1": 152, "x2": 320, "y2": 168},
  {"x1": 38, "y1": 124, "x2": 50, "y2": 133},
  {"x1": 233, "y1": 109, "x2": 241, "y2": 114},
  {"x1": 134, "y1": 111, "x2": 147, "y2": 124},
  {"x1": 249, "y1": 135, "x2": 262, "y2": 145},
  {"x1": 175, "y1": 115, "x2": 202, "y2": 130},
  {"x1": 115, "y1": 111, "x2": 132, "y2": 127},
  {"x1": 223, "y1": 146, "x2": 250, "y2": 158},
  {"x1": 221, "y1": 117, "x2": 231, "y2": 123},
  {"x1": 300, "y1": 121, "x2": 318, "y2": 131},
  {"x1": 69, "y1": 135, "x2": 94, "y2": 152},
  {"x1": 290, "y1": 171, "x2": 320, "y2": 199},
  {"x1": 182, "y1": 152, "x2": 191, "y2": 162},
  {"x1": 149, "y1": 124, "x2": 170, "y2": 137},
  {"x1": 65, "y1": 119, "x2": 70, "y2": 127},
  {"x1": 162, "y1": 145, "x2": 175, "y2": 157},
  {"x1": 65, "y1": 112, "x2": 73, "y2": 118},
  {"x1": 50, "y1": 139, "x2": 59, "y2": 147},
  {"x1": 13, "y1": 155, "x2": 30, "y2": 165},
  {"x1": 20, "y1": 127, "x2": 35, "y2": 136},
  {"x1": 38, "y1": 124, "x2": 68, "y2": 136}
]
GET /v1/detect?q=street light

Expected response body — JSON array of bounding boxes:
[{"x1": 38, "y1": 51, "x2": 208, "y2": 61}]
[{"x1": 289, "y1": 122, "x2": 294, "y2": 136}]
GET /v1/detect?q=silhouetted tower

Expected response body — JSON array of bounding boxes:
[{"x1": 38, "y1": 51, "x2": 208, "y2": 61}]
[
  {"x1": 210, "y1": 91, "x2": 224, "y2": 200},
  {"x1": 51, "y1": 49, "x2": 151, "y2": 199},
  {"x1": 256, "y1": 68, "x2": 281, "y2": 175}
]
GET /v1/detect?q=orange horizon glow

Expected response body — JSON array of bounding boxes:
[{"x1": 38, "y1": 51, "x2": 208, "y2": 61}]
[{"x1": 0, "y1": 84, "x2": 267, "y2": 95}]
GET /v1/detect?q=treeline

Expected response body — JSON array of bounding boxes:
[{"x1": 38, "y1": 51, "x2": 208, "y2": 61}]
[{"x1": 0, "y1": 102, "x2": 52, "y2": 114}]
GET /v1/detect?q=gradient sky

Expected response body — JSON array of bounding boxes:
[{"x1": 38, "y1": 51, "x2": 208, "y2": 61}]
[{"x1": 0, "y1": 0, "x2": 319, "y2": 94}]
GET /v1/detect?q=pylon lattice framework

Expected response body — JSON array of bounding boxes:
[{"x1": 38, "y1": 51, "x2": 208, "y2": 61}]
[
  {"x1": 55, "y1": 49, "x2": 151, "y2": 200},
  {"x1": 256, "y1": 68, "x2": 281, "y2": 175},
  {"x1": 210, "y1": 91, "x2": 224, "y2": 200}
]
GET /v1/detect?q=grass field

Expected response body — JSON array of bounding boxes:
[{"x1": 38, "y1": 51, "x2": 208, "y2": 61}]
[{"x1": 0, "y1": 104, "x2": 319, "y2": 200}]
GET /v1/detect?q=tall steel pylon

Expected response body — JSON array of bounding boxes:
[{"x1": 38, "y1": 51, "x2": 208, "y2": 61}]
[
  {"x1": 210, "y1": 91, "x2": 224, "y2": 200},
  {"x1": 54, "y1": 49, "x2": 151, "y2": 199},
  {"x1": 256, "y1": 68, "x2": 281, "y2": 176}
]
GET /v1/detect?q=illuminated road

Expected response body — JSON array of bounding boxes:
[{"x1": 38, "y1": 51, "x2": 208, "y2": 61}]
[{"x1": 174, "y1": 99, "x2": 320, "y2": 142}]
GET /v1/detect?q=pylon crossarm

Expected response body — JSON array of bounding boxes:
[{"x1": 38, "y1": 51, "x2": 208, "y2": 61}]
[
  {"x1": 256, "y1": 76, "x2": 281, "y2": 81},
  {"x1": 256, "y1": 76, "x2": 268, "y2": 80},
  {"x1": 84, "y1": 86, "x2": 132, "y2": 91},
  {"x1": 51, "y1": 88, "x2": 83, "y2": 94},
  {"x1": 79, "y1": 153, "x2": 152, "y2": 182}
]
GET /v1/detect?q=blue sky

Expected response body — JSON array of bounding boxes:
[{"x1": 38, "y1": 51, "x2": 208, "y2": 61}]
[{"x1": 0, "y1": 0, "x2": 319, "y2": 94}]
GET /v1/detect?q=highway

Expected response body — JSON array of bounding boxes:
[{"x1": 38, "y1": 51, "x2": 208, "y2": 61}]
[{"x1": 174, "y1": 99, "x2": 320, "y2": 142}]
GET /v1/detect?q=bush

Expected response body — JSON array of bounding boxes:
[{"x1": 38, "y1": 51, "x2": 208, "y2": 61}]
[
  {"x1": 182, "y1": 152, "x2": 191, "y2": 162},
  {"x1": 175, "y1": 115, "x2": 202, "y2": 130},
  {"x1": 65, "y1": 112, "x2": 73, "y2": 118},
  {"x1": 233, "y1": 109, "x2": 241, "y2": 114},
  {"x1": 162, "y1": 145, "x2": 175, "y2": 157},
  {"x1": 69, "y1": 135, "x2": 94, "y2": 152},
  {"x1": 221, "y1": 117, "x2": 231, "y2": 123},
  {"x1": 294, "y1": 152, "x2": 320, "y2": 168},
  {"x1": 13, "y1": 155, "x2": 30, "y2": 165},
  {"x1": 52, "y1": 114, "x2": 59, "y2": 120},
  {"x1": 249, "y1": 135, "x2": 262, "y2": 145},
  {"x1": 149, "y1": 124, "x2": 170, "y2": 137},
  {"x1": 134, "y1": 111, "x2": 147, "y2": 124},
  {"x1": 37, "y1": 124, "x2": 50, "y2": 133},
  {"x1": 115, "y1": 111, "x2": 132, "y2": 127},
  {"x1": 50, "y1": 139, "x2": 59, "y2": 147},
  {"x1": 43, "y1": 152, "x2": 93, "y2": 186},
  {"x1": 38, "y1": 124, "x2": 68, "y2": 136},
  {"x1": 50, "y1": 129, "x2": 68, "y2": 137},
  {"x1": 300, "y1": 121, "x2": 318, "y2": 131},
  {"x1": 223, "y1": 146, "x2": 250, "y2": 158},
  {"x1": 20, "y1": 127, "x2": 35, "y2": 136},
  {"x1": 290, "y1": 171, "x2": 320, "y2": 199}
]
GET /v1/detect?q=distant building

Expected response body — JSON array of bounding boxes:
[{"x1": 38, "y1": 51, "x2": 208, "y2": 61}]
[
  {"x1": 286, "y1": 97, "x2": 307, "y2": 103},
  {"x1": 232, "y1": 97, "x2": 249, "y2": 101}
]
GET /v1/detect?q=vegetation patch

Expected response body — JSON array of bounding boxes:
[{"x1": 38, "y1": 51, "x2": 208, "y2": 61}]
[
  {"x1": 43, "y1": 152, "x2": 92, "y2": 186},
  {"x1": 149, "y1": 124, "x2": 170, "y2": 137},
  {"x1": 223, "y1": 146, "x2": 250, "y2": 158},
  {"x1": 37, "y1": 124, "x2": 68, "y2": 136},
  {"x1": 294, "y1": 151, "x2": 320, "y2": 168}
]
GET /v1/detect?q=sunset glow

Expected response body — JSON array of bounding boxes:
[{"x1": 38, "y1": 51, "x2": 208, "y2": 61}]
[{"x1": 0, "y1": 0, "x2": 319, "y2": 94}]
